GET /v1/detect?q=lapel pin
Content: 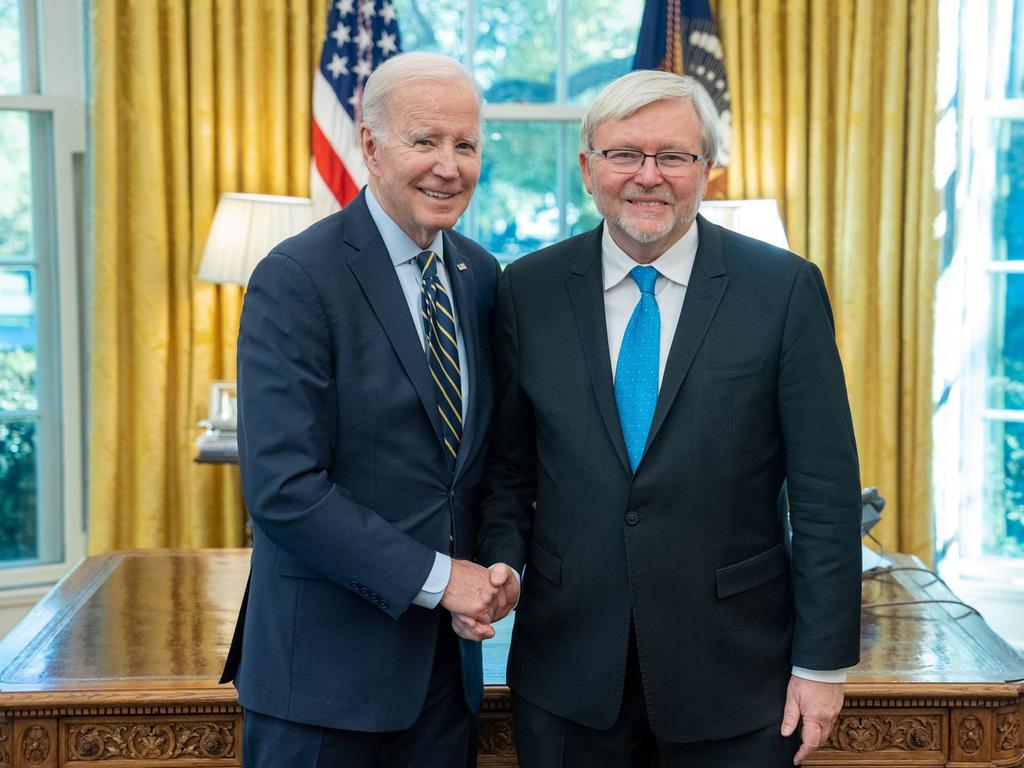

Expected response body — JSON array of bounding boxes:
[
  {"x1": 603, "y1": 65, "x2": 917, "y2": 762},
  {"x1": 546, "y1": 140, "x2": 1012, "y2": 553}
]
[{"x1": 456, "y1": 262, "x2": 468, "y2": 271}]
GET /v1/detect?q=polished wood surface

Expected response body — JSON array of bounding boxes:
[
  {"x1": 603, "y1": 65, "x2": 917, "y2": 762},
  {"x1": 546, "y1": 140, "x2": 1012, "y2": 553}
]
[{"x1": 0, "y1": 550, "x2": 1021, "y2": 767}]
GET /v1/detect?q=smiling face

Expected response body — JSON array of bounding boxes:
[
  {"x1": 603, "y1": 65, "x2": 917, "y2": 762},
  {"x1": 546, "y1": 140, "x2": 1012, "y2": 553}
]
[
  {"x1": 580, "y1": 98, "x2": 711, "y2": 264},
  {"x1": 361, "y1": 78, "x2": 481, "y2": 249}
]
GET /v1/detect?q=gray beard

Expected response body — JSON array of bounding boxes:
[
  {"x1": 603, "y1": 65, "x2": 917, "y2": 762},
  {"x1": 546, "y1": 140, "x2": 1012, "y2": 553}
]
[{"x1": 612, "y1": 213, "x2": 679, "y2": 244}]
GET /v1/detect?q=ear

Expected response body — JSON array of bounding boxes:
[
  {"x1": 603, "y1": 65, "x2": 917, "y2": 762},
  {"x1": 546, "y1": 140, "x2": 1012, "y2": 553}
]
[
  {"x1": 361, "y1": 124, "x2": 381, "y2": 177},
  {"x1": 579, "y1": 149, "x2": 594, "y2": 195}
]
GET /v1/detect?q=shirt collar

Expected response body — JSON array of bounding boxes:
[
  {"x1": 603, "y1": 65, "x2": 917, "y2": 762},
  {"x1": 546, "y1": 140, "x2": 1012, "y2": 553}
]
[
  {"x1": 601, "y1": 219, "x2": 699, "y2": 291},
  {"x1": 365, "y1": 186, "x2": 445, "y2": 268}
]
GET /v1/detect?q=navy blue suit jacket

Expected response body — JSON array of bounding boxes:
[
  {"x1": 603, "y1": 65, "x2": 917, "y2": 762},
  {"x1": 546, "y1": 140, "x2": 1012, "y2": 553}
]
[
  {"x1": 477, "y1": 217, "x2": 862, "y2": 742},
  {"x1": 221, "y1": 191, "x2": 501, "y2": 732}
]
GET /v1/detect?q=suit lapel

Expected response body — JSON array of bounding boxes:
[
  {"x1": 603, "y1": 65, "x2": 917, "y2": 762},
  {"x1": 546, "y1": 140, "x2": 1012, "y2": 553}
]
[
  {"x1": 566, "y1": 225, "x2": 632, "y2": 475},
  {"x1": 645, "y1": 215, "x2": 728, "y2": 453},
  {"x1": 442, "y1": 234, "x2": 481, "y2": 481},
  {"x1": 344, "y1": 194, "x2": 444, "y2": 442}
]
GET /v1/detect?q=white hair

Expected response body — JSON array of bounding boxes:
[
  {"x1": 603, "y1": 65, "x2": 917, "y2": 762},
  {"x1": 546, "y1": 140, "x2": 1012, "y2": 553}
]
[
  {"x1": 580, "y1": 70, "x2": 722, "y2": 166},
  {"x1": 361, "y1": 52, "x2": 481, "y2": 139}
]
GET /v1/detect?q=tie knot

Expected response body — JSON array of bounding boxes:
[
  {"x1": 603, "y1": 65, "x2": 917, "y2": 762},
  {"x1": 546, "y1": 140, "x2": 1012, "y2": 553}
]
[
  {"x1": 629, "y1": 265, "x2": 658, "y2": 294},
  {"x1": 415, "y1": 250, "x2": 440, "y2": 281}
]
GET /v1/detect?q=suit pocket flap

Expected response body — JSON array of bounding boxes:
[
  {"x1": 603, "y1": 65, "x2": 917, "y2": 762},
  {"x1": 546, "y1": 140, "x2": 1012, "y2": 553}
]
[
  {"x1": 704, "y1": 357, "x2": 765, "y2": 380},
  {"x1": 716, "y1": 543, "x2": 788, "y2": 598},
  {"x1": 277, "y1": 551, "x2": 326, "y2": 580},
  {"x1": 529, "y1": 538, "x2": 562, "y2": 586}
]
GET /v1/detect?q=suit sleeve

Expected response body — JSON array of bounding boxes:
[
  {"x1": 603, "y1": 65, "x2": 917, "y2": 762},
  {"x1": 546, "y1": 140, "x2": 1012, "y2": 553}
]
[
  {"x1": 779, "y1": 259, "x2": 863, "y2": 670},
  {"x1": 476, "y1": 265, "x2": 535, "y2": 573},
  {"x1": 237, "y1": 253, "x2": 435, "y2": 620}
]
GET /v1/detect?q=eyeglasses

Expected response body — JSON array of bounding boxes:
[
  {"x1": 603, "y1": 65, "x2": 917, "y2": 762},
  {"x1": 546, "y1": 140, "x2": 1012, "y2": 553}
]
[{"x1": 587, "y1": 148, "x2": 706, "y2": 176}]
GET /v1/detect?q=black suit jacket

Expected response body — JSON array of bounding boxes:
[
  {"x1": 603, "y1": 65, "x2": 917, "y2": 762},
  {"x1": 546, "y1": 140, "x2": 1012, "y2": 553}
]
[
  {"x1": 221, "y1": 191, "x2": 501, "y2": 732},
  {"x1": 477, "y1": 216, "x2": 862, "y2": 742}
]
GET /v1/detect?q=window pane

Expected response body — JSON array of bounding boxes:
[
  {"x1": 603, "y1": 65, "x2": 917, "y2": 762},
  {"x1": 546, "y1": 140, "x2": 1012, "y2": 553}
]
[
  {"x1": 475, "y1": 0, "x2": 557, "y2": 103},
  {"x1": 0, "y1": 418, "x2": 38, "y2": 562},
  {"x1": 463, "y1": 120, "x2": 561, "y2": 261},
  {"x1": 567, "y1": 0, "x2": 642, "y2": 105},
  {"x1": 391, "y1": 0, "x2": 464, "y2": 60},
  {"x1": 984, "y1": 419, "x2": 1024, "y2": 558},
  {"x1": 991, "y1": 119, "x2": 1024, "y2": 261},
  {"x1": 989, "y1": 273, "x2": 1024, "y2": 410},
  {"x1": 0, "y1": 0, "x2": 23, "y2": 94},
  {"x1": 0, "y1": 110, "x2": 34, "y2": 260},
  {"x1": 569, "y1": 130, "x2": 601, "y2": 236},
  {"x1": 1004, "y1": 0, "x2": 1023, "y2": 98},
  {"x1": 0, "y1": 266, "x2": 37, "y2": 410}
]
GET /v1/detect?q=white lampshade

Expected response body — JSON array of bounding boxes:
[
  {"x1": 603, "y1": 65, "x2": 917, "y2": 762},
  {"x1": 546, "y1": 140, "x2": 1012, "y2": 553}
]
[
  {"x1": 698, "y1": 199, "x2": 789, "y2": 250},
  {"x1": 198, "y1": 193, "x2": 316, "y2": 286}
]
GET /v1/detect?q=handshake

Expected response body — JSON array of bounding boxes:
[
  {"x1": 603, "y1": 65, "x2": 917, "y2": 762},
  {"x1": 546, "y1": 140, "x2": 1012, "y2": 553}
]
[{"x1": 440, "y1": 559, "x2": 520, "y2": 641}]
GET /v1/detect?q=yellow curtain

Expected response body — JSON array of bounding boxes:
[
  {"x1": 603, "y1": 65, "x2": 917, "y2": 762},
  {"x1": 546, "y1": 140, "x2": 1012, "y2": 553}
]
[
  {"x1": 89, "y1": 1, "x2": 326, "y2": 552},
  {"x1": 716, "y1": 0, "x2": 939, "y2": 562}
]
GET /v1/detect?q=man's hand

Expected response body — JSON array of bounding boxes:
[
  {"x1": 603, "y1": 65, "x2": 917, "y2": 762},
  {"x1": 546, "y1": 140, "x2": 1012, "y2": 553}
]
[
  {"x1": 487, "y1": 562, "x2": 520, "y2": 621},
  {"x1": 781, "y1": 676, "x2": 844, "y2": 764},
  {"x1": 440, "y1": 559, "x2": 501, "y2": 630},
  {"x1": 449, "y1": 563, "x2": 520, "y2": 642}
]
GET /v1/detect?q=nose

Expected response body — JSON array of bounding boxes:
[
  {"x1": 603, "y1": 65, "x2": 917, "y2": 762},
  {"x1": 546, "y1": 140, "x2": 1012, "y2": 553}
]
[
  {"x1": 432, "y1": 145, "x2": 459, "y2": 180},
  {"x1": 633, "y1": 154, "x2": 664, "y2": 185}
]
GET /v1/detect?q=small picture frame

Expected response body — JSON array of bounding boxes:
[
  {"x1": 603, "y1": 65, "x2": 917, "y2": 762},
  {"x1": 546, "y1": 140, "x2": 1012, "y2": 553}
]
[{"x1": 208, "y1": 381, "x2": 238, "y2": 431}]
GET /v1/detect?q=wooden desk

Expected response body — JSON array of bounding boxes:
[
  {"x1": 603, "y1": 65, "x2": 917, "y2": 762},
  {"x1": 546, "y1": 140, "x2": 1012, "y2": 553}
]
[{"x1": 0, "y1": 550, "x2": 1021, "y2": 767}]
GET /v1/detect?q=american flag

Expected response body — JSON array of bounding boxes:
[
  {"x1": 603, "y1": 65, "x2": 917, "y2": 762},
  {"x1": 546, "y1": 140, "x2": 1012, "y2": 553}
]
[{"x1": 311, "y1": 0, "x2": 402, "y2": 217}]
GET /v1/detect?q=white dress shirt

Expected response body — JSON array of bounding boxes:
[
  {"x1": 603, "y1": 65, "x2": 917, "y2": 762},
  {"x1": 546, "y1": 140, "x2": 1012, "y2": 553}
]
[
  {"x1": 365, "y1": 188, "x2": 458, "y2": 609},
  {"x1": 600, "y1": 222, "x2": 847, "y2": 684}
]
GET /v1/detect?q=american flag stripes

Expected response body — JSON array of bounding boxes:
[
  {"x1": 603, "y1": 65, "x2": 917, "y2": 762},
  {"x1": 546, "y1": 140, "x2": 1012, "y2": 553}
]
[{"x1": 311, "y1": 0, "x2": 402, "y2": 217}]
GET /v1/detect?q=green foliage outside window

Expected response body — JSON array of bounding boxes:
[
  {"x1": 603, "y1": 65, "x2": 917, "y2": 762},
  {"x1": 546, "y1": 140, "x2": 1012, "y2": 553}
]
[{"x1": 0, "y1": 347, "x2": 37, "y2": 561}]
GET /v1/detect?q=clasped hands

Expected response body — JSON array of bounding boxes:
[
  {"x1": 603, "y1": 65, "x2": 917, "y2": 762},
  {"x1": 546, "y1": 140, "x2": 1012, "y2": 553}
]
[{"x1": 440, "y1": 559, "x2": 519, "y2": 641}]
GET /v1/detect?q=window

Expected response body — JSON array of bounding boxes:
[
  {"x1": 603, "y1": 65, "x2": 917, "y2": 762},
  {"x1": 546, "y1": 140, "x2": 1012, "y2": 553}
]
[
  {"x1": 393, "y1": 0, "x2": 644, "y2": 261},
  {"x1": 935, "y1": 0, "x2": 1024, "y2": 581},
  {"x1": 0, "y1": 0, "x2": 86, "y2": 587}
]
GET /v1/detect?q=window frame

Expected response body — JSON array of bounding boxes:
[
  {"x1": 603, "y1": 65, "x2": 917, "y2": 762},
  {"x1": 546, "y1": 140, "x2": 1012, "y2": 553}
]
[
  {"x1": 395, "y1": 0, "x2": 643, "y2": 259},
  {"x1": 0, "y1": 0, "x2": 86, "y2": 590},
  {"x1": 937, "y1": 0, "x2": 1024, "y2": 588}
]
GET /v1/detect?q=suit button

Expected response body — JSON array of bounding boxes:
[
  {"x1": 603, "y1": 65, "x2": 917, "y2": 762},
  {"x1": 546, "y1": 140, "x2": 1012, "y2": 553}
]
[
  {"x1": 625, "y1": 510, "x2": 639, "y2": 525},
  {"x1": 350, "y1": 581, "x2": 361, "y2": 589},
  {"x1": 380, "y1": 600, "x2": 390, "y2": 609},
  {"x1": 359, "y1": 587, "x2": 369, "y2": 595},
  {"x1": 369, "y1": 592, "x2": 379, "y2": 601}
]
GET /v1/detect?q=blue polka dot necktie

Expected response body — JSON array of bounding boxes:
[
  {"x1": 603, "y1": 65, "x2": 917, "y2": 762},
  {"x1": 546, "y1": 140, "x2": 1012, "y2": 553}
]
[
  {"x1": 615, "y1": 266, "x2": 660, "y2": 472},
  {"x1": 415, "y1": 250, "x2": 462, "y2": 470}
]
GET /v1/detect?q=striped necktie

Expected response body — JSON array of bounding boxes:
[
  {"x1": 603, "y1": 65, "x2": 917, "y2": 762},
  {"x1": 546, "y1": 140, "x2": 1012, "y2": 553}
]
[{"x1": 415, "y1": 250, "x2": 462, "y2": 467}]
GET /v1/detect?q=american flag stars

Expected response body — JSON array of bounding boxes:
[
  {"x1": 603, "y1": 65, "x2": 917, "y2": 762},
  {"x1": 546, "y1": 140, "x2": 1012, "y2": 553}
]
[
  {"x1": 312, "y1": 0, "x2": 402, "y2": 210},
  {"x1": 326, "y1": 54, "x2": 349, "y2": 78}
]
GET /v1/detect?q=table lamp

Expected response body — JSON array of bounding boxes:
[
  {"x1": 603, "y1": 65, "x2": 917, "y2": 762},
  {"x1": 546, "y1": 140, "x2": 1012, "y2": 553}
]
[
  {"x1": 698, "y1": 198, "x2": 789, "y2": 249},
  {"x1": 198, "y1": 193, "x2": 316, "y2": 287},
  {"x1": 195, "y1": 193, "x2": 315, "y2": 460}
]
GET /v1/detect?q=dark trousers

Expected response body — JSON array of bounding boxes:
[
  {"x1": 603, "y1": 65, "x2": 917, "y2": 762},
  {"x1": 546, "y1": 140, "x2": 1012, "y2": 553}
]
[
  {"x1": 243, "y1": 623, "x2": 477, "y2": 768},
  {"x1": 512, "y1": 629, "x2": 798, "y2": 768}
]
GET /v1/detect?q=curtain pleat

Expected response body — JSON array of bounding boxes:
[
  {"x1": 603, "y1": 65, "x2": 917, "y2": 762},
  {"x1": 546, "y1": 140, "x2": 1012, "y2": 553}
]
[
  {"x1": 89, "y1": 0, "x2": 326, "y2": 552},
  {"x1": 717, "y1": 0, "x2": 939, "y2": 562}
]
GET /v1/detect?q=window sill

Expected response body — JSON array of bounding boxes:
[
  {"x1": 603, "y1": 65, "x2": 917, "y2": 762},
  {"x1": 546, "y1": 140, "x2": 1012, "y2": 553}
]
[
  {"x1": 940, "y1": 556, "x2": 1024, "y2": 651},
  {"x1": 0, "y1": 583, "x2": 52, "y2": 639}
]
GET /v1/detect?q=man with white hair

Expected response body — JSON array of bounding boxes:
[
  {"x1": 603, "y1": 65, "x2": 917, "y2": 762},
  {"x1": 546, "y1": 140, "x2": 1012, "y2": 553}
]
[
  {"x1": 470, "y1": 69, "x2": 862, "y2": 766},
  {"x1": 221, "y1": 52, "x2": 516, "y2": 767}
]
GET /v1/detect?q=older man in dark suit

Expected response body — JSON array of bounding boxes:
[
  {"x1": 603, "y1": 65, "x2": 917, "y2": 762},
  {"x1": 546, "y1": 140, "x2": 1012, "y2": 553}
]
[
  {"x1": 465, "y1": 69, "x2": 863, "y2": 767},
  {"x1": 220, "y1": 52, "x2": 517, "y2": 768}
]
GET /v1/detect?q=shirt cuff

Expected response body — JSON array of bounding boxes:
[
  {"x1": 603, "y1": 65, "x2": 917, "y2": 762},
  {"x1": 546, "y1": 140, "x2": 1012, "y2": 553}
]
[
  {"x1": 791, "y1": 666, "x2": 848, "y2": 684},
  {"x1": 412, "y1": 552, "x2": 452, "y2": 609}
]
